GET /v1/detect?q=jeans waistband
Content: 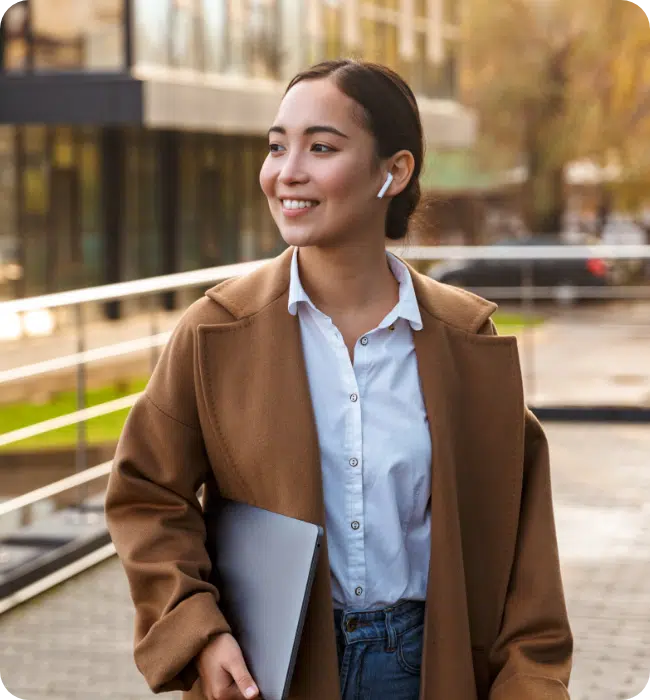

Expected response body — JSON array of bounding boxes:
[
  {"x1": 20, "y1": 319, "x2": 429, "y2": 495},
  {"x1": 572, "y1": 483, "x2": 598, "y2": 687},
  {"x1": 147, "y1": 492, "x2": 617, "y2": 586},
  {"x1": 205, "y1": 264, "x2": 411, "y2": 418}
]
[{"x1": 333, "y1": 600, "x2": 425, "y2": 645}]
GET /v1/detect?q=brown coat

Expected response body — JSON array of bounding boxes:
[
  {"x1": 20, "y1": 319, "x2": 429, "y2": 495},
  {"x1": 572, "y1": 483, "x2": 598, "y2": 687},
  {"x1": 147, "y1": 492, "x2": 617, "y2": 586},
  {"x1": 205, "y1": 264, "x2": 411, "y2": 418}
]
[{"x1": 105, "y1": 246, "x2": 572, "y2": 700}]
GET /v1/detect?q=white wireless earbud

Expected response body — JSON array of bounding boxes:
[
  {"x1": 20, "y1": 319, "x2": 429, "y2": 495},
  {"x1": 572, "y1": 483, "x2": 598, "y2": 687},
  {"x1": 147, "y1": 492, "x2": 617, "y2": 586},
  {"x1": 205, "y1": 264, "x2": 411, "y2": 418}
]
[{"x1": 377, "y1": 172, "x2": 394, "y2": 199}]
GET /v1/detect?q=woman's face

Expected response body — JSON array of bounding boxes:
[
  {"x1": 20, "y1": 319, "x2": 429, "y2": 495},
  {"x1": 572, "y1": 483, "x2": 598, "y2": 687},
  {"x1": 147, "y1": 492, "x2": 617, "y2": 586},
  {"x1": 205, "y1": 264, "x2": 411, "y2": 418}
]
[{"x1": 259, "y1": 77, "x2": 386, "y2": 249}]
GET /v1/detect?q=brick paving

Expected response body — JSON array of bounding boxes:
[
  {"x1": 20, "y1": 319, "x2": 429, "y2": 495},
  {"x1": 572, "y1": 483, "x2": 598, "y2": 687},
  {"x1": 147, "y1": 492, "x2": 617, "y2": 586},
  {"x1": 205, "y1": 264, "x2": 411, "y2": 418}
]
[{"x1": 1, "y1": 424, "x2": 649, "y2": 700}]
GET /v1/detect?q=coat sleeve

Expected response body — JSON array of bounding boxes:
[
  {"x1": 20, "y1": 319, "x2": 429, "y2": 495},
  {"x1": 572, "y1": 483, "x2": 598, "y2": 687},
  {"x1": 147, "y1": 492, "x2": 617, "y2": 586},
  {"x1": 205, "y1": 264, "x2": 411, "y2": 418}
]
[
  {"x1": 104, "y1": 312, "x2": 231, "y2": 694},
  {"x1": 479, "y1": 319, "x2": 573, "y2": 699}
]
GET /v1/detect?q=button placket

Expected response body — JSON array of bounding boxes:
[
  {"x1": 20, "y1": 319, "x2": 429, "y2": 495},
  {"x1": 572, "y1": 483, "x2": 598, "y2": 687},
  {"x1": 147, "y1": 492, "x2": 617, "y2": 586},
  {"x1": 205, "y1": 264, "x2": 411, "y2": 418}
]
[{"x1": 345, "y1": 360, "x2": 364, "y2": 609}]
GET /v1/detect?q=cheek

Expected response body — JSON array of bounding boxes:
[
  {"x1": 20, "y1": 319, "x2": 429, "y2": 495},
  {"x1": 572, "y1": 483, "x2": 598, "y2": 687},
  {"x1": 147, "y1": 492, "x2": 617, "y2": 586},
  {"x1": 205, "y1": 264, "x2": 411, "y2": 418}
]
[
  {"x1": 320, "y1": 159, "x2": 369, "y2": 201},
  {"x1": 259, "y1": 157, "x2": 276, "y2": 198}
]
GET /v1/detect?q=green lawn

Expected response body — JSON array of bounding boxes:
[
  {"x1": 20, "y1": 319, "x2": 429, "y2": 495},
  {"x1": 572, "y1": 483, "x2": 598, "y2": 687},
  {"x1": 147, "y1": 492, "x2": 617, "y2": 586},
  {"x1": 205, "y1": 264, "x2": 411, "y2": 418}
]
[
  {"x1": 0, "y1": 378, "x2": 148, "y2": 452},
  {"x1": 492, "y1": 311, "x2": 544, "y2": 333},
  {"x1": 1, "y1": 312, "x2": 544, "y2": 451}
]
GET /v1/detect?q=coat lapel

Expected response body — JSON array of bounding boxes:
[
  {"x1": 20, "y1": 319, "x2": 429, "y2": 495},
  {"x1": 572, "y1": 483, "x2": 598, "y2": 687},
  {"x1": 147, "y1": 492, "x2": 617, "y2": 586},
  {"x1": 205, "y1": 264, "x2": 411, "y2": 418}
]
[
  {"x1": 409, "y1": 264, "x2": 524, "y2": 699},
  {"x1": 414, "y1": 315, "x2": 479, "y2": 700},
  {"x1": 197, "y1": 298, "x2": 324, "y2": 521}
]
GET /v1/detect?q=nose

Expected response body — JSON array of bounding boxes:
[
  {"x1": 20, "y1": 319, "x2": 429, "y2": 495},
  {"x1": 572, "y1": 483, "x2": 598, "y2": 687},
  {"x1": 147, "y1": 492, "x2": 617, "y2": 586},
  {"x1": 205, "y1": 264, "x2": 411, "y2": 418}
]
[{"x1": 278, "y1": 151, "x2": 309, "y2": 186}]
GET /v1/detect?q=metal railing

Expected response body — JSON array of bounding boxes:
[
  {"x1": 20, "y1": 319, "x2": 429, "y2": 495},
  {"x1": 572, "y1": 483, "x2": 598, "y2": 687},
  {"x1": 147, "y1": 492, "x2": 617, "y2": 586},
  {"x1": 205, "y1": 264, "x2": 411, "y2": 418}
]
[{"x1": 1, "y1": 244, "x2": 649, "y2": 530}]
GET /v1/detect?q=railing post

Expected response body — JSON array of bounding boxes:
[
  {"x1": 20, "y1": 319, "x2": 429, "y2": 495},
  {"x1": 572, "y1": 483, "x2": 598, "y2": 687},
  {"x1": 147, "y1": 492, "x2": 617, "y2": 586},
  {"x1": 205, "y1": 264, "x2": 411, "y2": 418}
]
[
  {"x1": 19, "y1": 503, "x2": 31, "y2": 527},
  {"x1": 75, "y1": 303, "x2": 88, "y2": 510},
  {"x1": 149, "y1": 293, "x2": 159, "y2": 373},
  {"x1": 520, "y1": 259, "x2": 536, "y2": 402}
]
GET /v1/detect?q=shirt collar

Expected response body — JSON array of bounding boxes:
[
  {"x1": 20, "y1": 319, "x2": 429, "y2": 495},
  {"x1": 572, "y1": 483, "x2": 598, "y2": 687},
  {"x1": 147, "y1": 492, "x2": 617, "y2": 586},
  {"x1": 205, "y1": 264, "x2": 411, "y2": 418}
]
[{"x1": 287, "y1": 247, "x2": 423, "y2": 331}]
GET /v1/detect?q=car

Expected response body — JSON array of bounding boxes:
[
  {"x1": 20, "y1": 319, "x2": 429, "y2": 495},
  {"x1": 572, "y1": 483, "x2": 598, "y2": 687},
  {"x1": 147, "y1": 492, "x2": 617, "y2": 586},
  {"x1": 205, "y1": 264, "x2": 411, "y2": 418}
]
[{"x1": 426, "y1": 235, "x2": 616, "y2": 303}]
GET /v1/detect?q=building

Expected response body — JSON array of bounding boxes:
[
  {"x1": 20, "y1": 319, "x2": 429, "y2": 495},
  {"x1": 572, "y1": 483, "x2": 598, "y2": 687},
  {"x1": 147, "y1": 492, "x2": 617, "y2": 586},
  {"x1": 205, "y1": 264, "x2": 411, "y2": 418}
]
[{"x1": 0, "y1": 0, "x2": 475, "y2": 309}]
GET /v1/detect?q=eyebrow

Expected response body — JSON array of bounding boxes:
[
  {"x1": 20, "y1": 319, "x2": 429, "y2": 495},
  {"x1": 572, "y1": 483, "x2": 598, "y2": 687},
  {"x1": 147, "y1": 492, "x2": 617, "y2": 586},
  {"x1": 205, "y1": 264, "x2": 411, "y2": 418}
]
[{"x1": 267, "y1": 125, "x2": 349, "y2": 139}]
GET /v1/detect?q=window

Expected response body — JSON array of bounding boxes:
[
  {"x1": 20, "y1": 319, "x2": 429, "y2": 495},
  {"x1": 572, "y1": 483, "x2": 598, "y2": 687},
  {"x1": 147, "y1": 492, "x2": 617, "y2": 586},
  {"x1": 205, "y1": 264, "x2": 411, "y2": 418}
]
[
  {"x1": 179, "y1": 133, "x2": 201, "y2": 271},
  {"x1": 122, "y1": 130, "x2": 162, "y2": 281},
  {"x1": 1, "y1": 2, "x2": 29, "y2": 72},
  {"x1": 408, "y1": 0, "x2": 460, "y2": 99},
  {"x1": 250, "y1": 0, "x2": 281, "y2": 78},
  {"x1": 361, "y1": 16, "x2": 379, "y2": 62},
  {"x1": 226, "y1": 0, "x2": 280, "y2": 79},
  {"x1": 79, "y1": 129, "x2": 103, "y2": 287},
  {"x1": 360, "y1": 1, "x2": 399, "y2": 69},
  {"x1": 323, "y1": 2, "x2": 343, "y2": 60},
  {"x1": 0, "y1": 128, "x2": 18, "y2": 301},
  {"x1": 21, "y1": 127, "x2": 48, "y2": 296},
  {"x1": 133, "y1": 0, "x2": 171, "y2": 67},
  {"x1": 277, "y1": 0, "x2": 305, "y2": 79},
  {"x1": 170, "y1": 0, "x2": 203, "y2": 70},
  {"x1": 443, "y1": 0, "x2": 459, "y2": 25},
  {"x1": 50, "y1": 127, "x2": 84, "y2": 290},
  {"x1": 31, "y1": 0, "x2": 125, "y2": 71},
  {"x1": 304, "y1": 0, "x2": 325, "y2": 68},
  {"x1": 202, "y1": 0, "x2": 228, "y2": 73}
]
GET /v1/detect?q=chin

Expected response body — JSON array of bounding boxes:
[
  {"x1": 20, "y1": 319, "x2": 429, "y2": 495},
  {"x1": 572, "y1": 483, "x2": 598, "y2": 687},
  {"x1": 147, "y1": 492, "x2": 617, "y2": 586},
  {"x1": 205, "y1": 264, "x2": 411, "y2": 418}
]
[{"x1": 279, "y1": 228, "x2": 321, "y2": 248}]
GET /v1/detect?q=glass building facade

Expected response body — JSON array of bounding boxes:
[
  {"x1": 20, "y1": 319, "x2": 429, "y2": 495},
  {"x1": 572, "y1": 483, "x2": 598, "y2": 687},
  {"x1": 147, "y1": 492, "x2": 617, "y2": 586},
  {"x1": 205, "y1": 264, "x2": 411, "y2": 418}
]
[
  {"x1": 1, "y1": 0, "x2": 460, "y2": 95},
  {"x1": 0, "y1": 125, "x2": 278, "y2": 302},
  {"x1": 0, "y1": 0, "x2": 466, "y2": 309}
]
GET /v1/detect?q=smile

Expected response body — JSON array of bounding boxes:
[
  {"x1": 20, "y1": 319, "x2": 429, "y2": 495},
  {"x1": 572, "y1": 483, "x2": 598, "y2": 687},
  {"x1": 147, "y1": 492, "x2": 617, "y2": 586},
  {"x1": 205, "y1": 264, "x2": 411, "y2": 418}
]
[{"x1": 281, "y1": 199, "x2": 319, "y2": 211}]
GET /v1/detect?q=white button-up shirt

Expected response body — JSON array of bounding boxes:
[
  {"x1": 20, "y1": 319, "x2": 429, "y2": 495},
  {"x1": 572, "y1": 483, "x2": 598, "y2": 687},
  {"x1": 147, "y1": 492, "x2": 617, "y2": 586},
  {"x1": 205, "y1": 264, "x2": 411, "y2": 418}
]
[{"x1": 288, "y1": 247, "x2": 432, "y2": 611}]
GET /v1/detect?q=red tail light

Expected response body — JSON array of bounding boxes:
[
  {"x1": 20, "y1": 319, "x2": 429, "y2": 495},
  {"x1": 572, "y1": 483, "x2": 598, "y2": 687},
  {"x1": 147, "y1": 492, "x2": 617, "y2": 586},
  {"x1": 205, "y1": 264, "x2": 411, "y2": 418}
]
[{"x1": 586, "y1": 258, "x2": 607, "y2": 277}]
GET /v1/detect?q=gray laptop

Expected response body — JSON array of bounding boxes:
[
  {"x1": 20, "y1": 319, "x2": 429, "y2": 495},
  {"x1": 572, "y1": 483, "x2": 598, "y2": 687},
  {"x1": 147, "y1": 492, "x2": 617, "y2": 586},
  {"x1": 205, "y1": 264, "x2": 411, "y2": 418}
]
[{"x1": 204, "y1": 498, "x2": 323, "y2": 700}]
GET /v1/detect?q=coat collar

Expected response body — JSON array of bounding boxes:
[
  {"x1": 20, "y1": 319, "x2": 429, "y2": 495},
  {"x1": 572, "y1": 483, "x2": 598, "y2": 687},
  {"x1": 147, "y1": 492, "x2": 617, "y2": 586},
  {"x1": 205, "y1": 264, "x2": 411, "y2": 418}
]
[
  {"x1": 286, "y1": 246, "x2": 424, "y2": 331},
  {"x1": 204, "y1": 246, "x2": 497, "y2": 333}
]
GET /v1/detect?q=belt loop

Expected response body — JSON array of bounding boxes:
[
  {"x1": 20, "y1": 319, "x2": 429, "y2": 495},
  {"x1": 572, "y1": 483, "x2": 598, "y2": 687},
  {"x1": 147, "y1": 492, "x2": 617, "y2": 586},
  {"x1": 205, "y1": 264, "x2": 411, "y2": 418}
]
[{"x1": 385, "y1": 608, "x2": 397, "y2": 652}]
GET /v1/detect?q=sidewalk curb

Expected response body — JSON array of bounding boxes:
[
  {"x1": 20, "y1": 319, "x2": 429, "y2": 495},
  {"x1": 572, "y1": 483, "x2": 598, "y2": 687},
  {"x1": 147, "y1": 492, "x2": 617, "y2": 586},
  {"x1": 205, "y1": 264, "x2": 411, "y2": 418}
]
[{"x1": 531, "y1": 405, "x2": 650, "y2": 423}]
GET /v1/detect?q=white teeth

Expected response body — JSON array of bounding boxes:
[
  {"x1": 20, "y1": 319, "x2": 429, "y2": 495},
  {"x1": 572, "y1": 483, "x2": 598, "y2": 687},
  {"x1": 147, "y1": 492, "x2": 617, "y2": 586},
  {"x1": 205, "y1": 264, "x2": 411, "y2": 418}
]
[{"x1": 282, "y1": 200, "x2": 317, "y2": 210}]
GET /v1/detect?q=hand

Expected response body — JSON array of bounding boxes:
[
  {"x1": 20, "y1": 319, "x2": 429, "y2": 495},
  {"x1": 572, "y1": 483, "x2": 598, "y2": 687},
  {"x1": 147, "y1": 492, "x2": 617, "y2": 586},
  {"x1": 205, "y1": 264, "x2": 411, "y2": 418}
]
[{"x1": 197, "y1": 632, "x2": 260, "y2": 699}]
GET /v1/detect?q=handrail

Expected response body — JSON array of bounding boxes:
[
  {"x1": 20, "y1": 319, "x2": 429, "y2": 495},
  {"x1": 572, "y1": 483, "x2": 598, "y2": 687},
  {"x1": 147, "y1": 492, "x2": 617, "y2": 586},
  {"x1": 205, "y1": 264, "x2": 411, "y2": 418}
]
[
  {"x1": 0, "y1": 460, "x2": 112, "y2": 518},
  {"x1": 0, "y1": 333, "x2": 170, "y2": 385},
  {"x1": 395, "y1": 244, "x2": 650, "y2": 260},
  {"x1": 0, "y1": 393, "x2": 141, "y2": 447},
  {"x1": 1, "y1": 245, "x2": 649, "y2": 314},
  {"x1": 0, "y1": 259, "x2": 267, "y2": 313},
  {"x1": 0, "y1": 333, "x2": 170, "y2": 384}
]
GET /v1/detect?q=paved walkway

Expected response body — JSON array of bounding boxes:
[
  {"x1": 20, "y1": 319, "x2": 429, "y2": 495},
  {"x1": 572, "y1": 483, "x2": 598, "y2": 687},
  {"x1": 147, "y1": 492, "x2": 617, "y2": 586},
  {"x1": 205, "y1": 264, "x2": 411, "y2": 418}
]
[
  {"x1": 1, "y1": 424, "x2": 649, "y2": 699},
  {"x1": 519, "y1": 301, "x2": 650, "y2": 407}
]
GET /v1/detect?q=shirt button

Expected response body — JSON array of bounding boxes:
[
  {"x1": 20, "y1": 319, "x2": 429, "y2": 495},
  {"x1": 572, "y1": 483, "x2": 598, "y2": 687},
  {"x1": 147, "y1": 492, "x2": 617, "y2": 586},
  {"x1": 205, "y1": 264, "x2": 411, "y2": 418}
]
[
  {"x1": 351, "y1": 521, "x2": 360, "y2": 530},
  {"x1": 355, "y1": 586, "x2": 363, "y2": 596},
  {"x1": 389, "y1": 324, "x2": 395, "y2": 332},
  {"x1": 350, "y1": 393, "x2": 358, "y2": 402},
  {"x1": 349, "y1": 457, "x2": 359, "y2": 467},
  {"x1": 360, "y1": 336, "x2": 368, "y2": 346}
]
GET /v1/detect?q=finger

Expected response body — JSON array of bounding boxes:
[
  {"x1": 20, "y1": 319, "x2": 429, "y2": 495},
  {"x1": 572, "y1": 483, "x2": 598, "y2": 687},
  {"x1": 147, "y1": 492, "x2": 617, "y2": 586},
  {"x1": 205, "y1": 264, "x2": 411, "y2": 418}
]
[{"x1": 226, "y1": 657, "x2": 259, "y2": 699}]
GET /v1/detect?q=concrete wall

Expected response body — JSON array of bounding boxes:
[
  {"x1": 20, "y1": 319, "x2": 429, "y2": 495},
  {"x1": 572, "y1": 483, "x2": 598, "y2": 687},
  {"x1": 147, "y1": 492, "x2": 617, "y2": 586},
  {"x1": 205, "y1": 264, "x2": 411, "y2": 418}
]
[{"x1": 137, "y1": 68, "x2": 477, "y2": 149}]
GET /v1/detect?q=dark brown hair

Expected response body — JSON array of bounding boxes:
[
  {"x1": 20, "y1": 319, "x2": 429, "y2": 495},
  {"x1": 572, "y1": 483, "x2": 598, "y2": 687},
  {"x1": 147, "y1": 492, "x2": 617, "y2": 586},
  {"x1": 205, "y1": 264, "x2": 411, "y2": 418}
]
[{"x1": 285, "y1": 59, "x2": 424, "y2": 241}]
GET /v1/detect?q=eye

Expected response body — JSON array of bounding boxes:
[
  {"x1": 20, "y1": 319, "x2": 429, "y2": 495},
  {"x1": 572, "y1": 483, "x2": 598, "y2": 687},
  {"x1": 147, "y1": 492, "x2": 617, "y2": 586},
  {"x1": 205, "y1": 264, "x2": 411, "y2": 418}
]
[
  {"x1": 269, "y1": 143, "x2": 285, "y2": 154},
  {"x1": 312, "y1": 143, "x2": 336, "y2": 153}
]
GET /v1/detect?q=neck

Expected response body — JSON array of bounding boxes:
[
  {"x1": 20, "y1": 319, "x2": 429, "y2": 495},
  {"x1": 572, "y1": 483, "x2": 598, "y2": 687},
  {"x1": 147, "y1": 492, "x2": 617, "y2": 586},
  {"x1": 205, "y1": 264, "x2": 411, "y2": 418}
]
[{"x1": 295, "y1": 240, "x2": 399, "y2": 318}]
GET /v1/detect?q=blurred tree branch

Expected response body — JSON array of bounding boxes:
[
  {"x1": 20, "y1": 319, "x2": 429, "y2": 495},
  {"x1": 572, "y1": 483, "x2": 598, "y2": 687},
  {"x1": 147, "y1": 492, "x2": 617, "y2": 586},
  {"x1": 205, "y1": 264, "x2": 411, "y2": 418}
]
[{"x1": 460, "y1": 0, "x2": 650, "y2": 233}]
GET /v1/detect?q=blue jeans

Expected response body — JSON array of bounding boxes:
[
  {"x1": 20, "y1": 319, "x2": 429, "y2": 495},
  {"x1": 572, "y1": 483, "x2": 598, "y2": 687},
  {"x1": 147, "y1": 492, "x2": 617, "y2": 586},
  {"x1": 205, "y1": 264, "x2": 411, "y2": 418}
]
[{"x1": 334, "y1": 600, "x2": 425, "y2": 700}]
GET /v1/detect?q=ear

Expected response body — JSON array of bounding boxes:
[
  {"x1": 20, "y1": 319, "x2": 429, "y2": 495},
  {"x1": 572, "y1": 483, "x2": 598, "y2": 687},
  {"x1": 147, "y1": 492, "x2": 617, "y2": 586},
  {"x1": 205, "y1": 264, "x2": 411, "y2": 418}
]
[{"x1": 382, "y1": 150, "x2": 416, "y2": 198}]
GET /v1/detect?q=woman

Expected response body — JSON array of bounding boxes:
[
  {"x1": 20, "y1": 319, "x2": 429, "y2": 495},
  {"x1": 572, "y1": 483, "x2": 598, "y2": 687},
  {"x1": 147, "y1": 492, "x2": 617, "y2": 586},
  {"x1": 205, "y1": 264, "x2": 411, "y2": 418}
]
[{"x1": 105, "y1": 60, "x2": 572, "y2": 700}]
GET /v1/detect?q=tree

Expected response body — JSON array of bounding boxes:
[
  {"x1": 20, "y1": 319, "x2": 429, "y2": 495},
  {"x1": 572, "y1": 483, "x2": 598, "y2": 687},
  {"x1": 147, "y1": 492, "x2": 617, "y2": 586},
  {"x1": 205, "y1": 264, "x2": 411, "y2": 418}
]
[{"x1": 460, "y1": 0, "x2": 650, "y2": 234}]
